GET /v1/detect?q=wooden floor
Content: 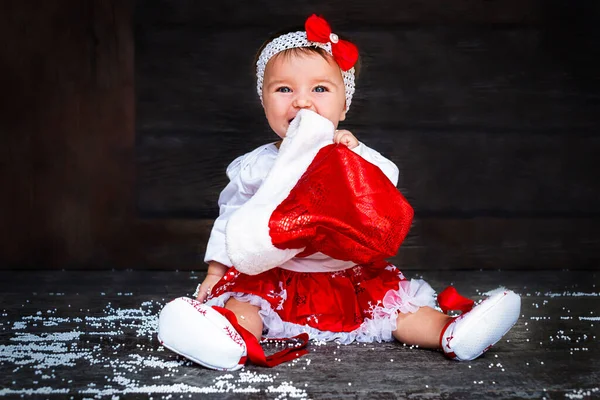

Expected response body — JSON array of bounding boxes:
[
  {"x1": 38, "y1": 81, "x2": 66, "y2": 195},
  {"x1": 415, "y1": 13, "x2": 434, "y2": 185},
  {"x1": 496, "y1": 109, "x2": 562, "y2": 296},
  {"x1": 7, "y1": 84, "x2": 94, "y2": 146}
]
[{"x1": 0, "y1": 269, "x2": 598, "y2": 399}]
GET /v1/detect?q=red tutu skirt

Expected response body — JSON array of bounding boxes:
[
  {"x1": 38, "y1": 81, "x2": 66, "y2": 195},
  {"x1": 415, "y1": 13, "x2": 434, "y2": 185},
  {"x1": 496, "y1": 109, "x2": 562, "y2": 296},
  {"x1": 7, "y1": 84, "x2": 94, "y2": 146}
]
[{"x1": 207, "y1": 261, "x2": 437, "y2": 343}]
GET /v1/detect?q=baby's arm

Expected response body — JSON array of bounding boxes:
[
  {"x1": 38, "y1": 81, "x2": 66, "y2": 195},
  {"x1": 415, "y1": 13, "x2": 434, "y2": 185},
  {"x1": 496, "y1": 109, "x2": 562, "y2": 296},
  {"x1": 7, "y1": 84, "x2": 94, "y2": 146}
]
[
  {"x1": 335, "y1": 129, "x2": 400, "y2": 185},
  {"x1": 352, "y1": 141, "x2": 400, "y2": 186},
  {"x1": 197, "y1": 156, "x2": 251, "y2": 301},
  {"x1": 197, "y1": 145, "x2": 275, "y2": 300}
]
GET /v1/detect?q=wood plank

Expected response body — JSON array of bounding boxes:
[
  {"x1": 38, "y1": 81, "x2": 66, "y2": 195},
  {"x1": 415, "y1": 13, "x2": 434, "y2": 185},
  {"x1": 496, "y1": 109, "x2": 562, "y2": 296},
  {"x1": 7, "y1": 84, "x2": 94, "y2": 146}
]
[
  {"x1": 0, "y1": 269, "x2": 597, "y2": 398},
  {"x1": 402, "y1": 217, "x2": 600, "y2": 270},
  {"x1": 136, "y1": 0, "x2": 546, "y2": 26},
  {"x1": 135, "y1": 26, "x2": 600, "y2": 133},
  {"x1": 0, "y1": 1, "x2": 135, "y2": 267},
  {"x1": 63, "y1": 217, "x2": 599, "y2": 270},
  {"x1": 136, "y1": 129, "x2": 600, "y2": 216}
]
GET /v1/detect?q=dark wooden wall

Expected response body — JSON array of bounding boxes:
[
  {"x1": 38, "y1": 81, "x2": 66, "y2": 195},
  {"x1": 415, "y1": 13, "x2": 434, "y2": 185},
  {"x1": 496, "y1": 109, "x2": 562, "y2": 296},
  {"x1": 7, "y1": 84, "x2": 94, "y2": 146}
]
[
  {"x1": 0, "y1": 1, "x2": 137, "y2": 269},
  {"x1": 2, "y1": 0, "x2": 599, "y2": 270}
]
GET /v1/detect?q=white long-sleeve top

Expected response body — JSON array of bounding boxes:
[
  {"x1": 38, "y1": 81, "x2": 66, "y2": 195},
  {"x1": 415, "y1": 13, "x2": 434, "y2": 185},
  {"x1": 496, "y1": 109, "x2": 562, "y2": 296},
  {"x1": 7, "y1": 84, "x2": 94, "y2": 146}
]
[{"x1": 204, "y1": 141, "x2": 400, "y2": 272}]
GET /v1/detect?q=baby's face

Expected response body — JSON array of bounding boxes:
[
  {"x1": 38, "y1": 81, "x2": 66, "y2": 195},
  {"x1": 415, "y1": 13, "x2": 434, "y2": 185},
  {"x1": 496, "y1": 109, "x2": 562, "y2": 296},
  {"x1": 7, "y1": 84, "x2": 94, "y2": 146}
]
[{"x1": 262, "y1": 51, "x2": 347, "y2": 139}]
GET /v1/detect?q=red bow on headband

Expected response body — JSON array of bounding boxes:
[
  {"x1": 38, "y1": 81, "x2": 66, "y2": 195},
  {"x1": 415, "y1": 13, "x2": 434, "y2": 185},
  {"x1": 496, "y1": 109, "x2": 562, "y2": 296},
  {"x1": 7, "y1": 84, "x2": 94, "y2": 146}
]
[{"x1": 305, "y1": 14, "x2": 359, "y2": 71}]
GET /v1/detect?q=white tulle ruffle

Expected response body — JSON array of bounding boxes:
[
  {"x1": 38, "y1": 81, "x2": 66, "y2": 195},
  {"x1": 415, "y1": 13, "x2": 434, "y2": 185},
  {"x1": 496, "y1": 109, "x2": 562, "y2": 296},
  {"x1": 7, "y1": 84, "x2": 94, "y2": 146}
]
[{"x1": 205, "y1": 278, "x2": 436, "y2": 345}]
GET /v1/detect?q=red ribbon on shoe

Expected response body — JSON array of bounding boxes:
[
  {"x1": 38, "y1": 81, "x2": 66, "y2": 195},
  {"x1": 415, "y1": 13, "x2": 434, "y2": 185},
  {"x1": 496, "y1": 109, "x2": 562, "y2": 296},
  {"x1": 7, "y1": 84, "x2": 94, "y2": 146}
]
[
  {"x1": 437, "y1": 286, "x2": 475, "y2": 314},
  {"x1": 305, "y1": 14, "x2": 358, "y2": 71},
  {"x1": 213, "y1": 306, "x2": 309, "y2": 368}
]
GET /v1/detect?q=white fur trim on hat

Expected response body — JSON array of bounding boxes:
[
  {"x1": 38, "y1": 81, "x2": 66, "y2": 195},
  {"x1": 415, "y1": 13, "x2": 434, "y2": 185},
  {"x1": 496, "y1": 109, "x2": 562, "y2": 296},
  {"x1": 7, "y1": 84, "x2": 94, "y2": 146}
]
[
  {"x1": 225, "y1": 109, "x2": 335, "y2": 275},
  {"x1": 256, "y1": 31, "x2": 356, "y2": 111}
]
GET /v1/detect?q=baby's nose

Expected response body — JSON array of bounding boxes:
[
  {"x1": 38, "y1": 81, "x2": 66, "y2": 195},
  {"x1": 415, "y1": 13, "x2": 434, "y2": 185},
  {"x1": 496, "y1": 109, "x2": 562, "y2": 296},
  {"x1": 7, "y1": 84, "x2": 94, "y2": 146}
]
[{"x1": 294, "y1": 98, "x2": 313, "y2": 108}]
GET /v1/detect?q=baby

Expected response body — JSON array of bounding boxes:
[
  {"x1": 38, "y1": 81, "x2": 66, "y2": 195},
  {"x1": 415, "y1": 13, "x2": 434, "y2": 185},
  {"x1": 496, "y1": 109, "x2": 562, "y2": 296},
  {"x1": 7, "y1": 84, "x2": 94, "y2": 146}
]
[{"x1": 157, "y1": 14, "x2": 521, "y2": 371}]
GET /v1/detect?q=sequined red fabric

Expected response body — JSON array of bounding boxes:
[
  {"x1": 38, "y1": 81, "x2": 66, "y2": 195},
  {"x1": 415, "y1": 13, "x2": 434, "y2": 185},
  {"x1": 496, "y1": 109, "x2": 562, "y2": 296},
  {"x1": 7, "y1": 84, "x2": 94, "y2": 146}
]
[
  {"x1": 211, "y1": 262, "x2": 404, "y2": 333},
  {"x1": 269, "y1": 144, "x2": 414, "y2": 264}
]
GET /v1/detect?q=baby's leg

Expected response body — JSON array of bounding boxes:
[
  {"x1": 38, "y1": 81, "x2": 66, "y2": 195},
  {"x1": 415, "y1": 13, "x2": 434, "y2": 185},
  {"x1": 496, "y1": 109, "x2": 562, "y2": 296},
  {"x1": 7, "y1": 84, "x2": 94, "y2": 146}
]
[
  {"x1": 393, "y1": 306, "x2": 452, "y2": 348},
  {"x1": 225, "y1": 298, "x2": 263, "y2": 341},
  {"x1": 394, "y1": 289, "x2": 521, "y2": 360}
]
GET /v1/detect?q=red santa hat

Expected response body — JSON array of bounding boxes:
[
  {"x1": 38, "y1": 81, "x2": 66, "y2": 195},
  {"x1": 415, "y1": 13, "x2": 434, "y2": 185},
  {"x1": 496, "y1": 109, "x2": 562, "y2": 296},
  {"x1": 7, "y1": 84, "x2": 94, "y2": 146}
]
[{"x1": 225, "y1": 109, "x2": 413, "y2": 275}]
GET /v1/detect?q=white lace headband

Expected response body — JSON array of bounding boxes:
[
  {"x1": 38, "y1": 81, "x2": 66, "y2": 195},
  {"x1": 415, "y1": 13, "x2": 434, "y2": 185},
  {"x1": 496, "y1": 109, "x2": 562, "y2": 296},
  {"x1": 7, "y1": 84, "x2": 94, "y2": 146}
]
[{"x1": 256, "y1": 31, "x2": 356, "y2": 111}]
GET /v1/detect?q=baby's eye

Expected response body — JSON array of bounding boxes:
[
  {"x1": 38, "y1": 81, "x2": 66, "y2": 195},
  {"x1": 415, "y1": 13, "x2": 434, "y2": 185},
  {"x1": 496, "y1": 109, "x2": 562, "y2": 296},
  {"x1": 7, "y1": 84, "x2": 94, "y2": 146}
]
[
  {"x1": 276, "y1": 87, "x2": 292, "y2": 93},
  {"x1": 313, "y1": 86, "x2": 328, "y2": 93}
]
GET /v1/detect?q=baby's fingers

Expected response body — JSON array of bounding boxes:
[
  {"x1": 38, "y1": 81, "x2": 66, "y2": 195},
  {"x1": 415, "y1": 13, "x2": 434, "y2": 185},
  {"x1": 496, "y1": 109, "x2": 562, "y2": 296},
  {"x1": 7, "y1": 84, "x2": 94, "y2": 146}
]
[
  {"x1": 193, "y1": 283, "x2": 211, "y2": 302},
  {"x1": 334, "y1": 131, "x2": 358, "y2": 149},
  {"x1": 334, "y1": 129, "x2": 350, "y2": 143},
  {"x1": 195, "y1": 290, "x2": 206, "y2": 303}
]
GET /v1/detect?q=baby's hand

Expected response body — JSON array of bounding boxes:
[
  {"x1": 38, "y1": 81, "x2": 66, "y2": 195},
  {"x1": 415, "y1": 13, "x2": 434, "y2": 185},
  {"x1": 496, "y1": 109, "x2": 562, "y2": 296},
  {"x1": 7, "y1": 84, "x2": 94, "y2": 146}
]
[
  {"x1": 195, "y1": 273, "x2": 222, "y2": 303},
  {"x1": 334, "y1": 129, "x2": 359, "y2": 149},
  {"x1": 195, "y1": 261, "x2": 228, "y2": 302}
]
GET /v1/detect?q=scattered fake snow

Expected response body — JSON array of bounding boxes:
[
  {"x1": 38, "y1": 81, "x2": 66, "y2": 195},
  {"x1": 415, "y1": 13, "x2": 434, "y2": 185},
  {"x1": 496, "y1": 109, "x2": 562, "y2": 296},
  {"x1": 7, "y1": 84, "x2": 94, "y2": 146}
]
[
  {"x1": 0, "y1": 298, "x2": 308, "y2": 398},
  {"x1": 0, "y1": 276, "x2": 598, "y2": 398}
]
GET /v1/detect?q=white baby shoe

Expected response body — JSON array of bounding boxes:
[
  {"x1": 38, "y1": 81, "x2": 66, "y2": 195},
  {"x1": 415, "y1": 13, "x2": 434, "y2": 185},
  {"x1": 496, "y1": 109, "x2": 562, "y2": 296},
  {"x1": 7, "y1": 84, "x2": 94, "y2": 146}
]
[
  {"x1": 157, "y1": 297, "x2": 247, "y2": 371},
  {"x1": 440, "y1": 288, "x2": 521, "y2": 361}
]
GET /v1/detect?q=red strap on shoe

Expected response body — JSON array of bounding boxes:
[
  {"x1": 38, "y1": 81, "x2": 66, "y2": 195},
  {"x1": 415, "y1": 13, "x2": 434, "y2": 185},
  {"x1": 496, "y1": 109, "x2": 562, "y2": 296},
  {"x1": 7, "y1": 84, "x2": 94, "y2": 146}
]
[
  {"x1": 437, "y1": 286, "x2": 475, "y2": 314},
  {"x1": 213, "y1": 306, "x2": 309, "y2": 367},
  {"x1": 438, "y1": 317, "x2": 458, "y2": 359}
]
